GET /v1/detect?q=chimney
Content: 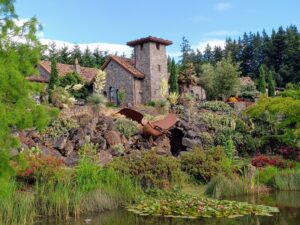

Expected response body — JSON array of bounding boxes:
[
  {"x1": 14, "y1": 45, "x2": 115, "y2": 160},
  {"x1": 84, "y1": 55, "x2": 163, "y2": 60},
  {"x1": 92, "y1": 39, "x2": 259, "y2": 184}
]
[{"x1": 74, "y1": 58, "x2": 80, "y2": 74}]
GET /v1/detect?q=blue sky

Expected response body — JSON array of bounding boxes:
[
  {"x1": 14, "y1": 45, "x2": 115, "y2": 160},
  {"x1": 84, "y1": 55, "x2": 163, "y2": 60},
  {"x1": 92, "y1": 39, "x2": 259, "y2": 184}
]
[{"x1": 15, "y1": 0, "x2": 300, "y2": 57}]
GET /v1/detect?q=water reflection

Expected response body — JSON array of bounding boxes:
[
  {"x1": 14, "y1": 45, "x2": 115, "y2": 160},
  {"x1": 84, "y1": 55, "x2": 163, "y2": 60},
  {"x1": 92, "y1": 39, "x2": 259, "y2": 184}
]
[{"x1": 37, "y1": 191, "x2": 300, "y2": 225}]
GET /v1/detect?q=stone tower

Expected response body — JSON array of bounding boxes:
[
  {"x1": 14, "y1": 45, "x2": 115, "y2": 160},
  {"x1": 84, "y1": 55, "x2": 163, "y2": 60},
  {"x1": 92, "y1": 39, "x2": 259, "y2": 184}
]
[{"x1": 127, "y1": 36, "x2": 172, "y2": 103}]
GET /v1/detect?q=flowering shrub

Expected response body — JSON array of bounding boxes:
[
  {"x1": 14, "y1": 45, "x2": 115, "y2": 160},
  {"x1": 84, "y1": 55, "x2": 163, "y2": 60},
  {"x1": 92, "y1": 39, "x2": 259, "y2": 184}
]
[
  {"x1": 16, "y1": 152, "x2": 63, "y2": 181},
  {"x1": 228, "y1": 97, "x2": 238, "y2": 102},
  {"x1": 278, "y1": 146, "x2": 300, "y2": 161},
  {"x1": 251, "y1": 155, "x2": 294, "y2": 169}
]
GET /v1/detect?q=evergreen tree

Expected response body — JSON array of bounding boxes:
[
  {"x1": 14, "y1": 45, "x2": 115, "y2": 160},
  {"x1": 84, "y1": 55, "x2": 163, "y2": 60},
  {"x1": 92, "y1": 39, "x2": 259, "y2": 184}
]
[
  {"x1": 268, "y1": 71, "x2": 276, "y2": 97},
  {"x1": 48, "y1": 42, "x2": 58, "y2": 61},
  {"x1": 70, "y1": 44, "x2": 82, "y2": 64},
  {"x1": 93, "y1": 48, "x2": 107, "y2": 68},
  {"x1": 58, "y1": 45, "x2": 71, "y2": 64},
  {"x1": 48, "y1": 58, "x2": 58, "y2": 91},
  {"x1": 203, "y1": 44, "x2": 213, "y2": 63},
  {"x1": 81, "y1": 46, "x2": 95, "y2": 67},
  {"x1": 180, "y1": 36, "x2": 192, "y2": 64},
  {"x1": 258, "y1": 65, "x2": 267, "y2": 94},
  {"x1": 170, "y1": 58, "x2": 178, "y2": 93},
  {"x1": 167, "y1": 55, "x2": 172, "y2": 73},
  {"x1": 213, "y1": 46, "x2": 223, "y2": 64}
]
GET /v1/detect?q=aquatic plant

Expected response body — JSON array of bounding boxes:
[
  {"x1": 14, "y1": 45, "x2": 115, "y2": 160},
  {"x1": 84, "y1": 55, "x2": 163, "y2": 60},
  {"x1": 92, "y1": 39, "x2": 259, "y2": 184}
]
[{"x1": 128, "y1": 191, "x2": 279, "y2": 218}]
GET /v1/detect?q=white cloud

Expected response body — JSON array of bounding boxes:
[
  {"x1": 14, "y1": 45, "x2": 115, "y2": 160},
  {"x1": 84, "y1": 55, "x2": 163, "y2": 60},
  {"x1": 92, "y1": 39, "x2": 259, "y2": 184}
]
[
  {"x1": 40, "y1": 39, "x2": 132, "y2": 57},
  {"x1": 193, "y1": 39, "x2": 226, "y2": 52},
  {"x1": 213, "y1": 2, "x2": 232, "y2": 11},
  {"x1": 203, "y1": 30, "x2": 238, "y2": 37}
]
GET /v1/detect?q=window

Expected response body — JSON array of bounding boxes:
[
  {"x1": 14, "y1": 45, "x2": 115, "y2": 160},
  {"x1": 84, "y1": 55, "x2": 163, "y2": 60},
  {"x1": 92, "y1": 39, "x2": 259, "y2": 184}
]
[
  {"x1": 158, "y1": 65, "x2": 161, "y2": 72},
  {"x1": 140, "y1": 44, "x2": 143, "y2": 50},
  {"x1": 156, "y1": 43, "x2": 160, "y2": 50}
]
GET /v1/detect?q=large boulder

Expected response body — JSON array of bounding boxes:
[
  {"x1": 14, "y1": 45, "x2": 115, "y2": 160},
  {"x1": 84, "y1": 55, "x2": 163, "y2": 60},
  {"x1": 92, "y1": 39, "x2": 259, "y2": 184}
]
[
  {"x1": 99, "y1": 150, "x2": 113, "y2": 166},
  {"x1": 104, "y1": 130, "x2": 122, "y2": 147}
]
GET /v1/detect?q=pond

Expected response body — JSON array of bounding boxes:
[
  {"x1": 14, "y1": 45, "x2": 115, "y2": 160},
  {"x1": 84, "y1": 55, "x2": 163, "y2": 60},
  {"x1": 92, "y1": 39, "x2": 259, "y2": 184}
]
[{"x1": 37, "y1": 191, "x2": 300, "y2": 225}]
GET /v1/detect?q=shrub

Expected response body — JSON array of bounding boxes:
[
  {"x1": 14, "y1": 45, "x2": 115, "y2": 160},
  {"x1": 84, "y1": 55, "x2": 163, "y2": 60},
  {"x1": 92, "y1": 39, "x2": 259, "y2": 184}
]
[
  {"x1": 111, "y1": 143, "x2": 125, "y2": 156},
  {"x1": 168, "y1": 92, "x2": 179, "y2": 106},
  {"x1": 228, "y1": 97, "x2": 238, "y2": 102},
  {"x1": 224, "y1": 137, "x2": 236, "y2": 160},
  {"x1": 43, "y1": 117, "x2": 79, "y2": 138},
  {"x1": 78, "y1": 138, "x2": 99, "y2": 162},
  {"x1": 180, "y1": 147, "x2": 229, "y2": 183},
  {"x1": 117, "y1": 89, "x2": 126, "y2": 105},
  {"x1": 251, "y1": 155, "x2": 294, "y2": 169},
  {"x1": 199, "y1": 101, "x2": 233, "y2": 113},
  {"x1": 113, "y1": 118, "x2": 139, "y2": 138},
  {"x1": 109, "y1": 151, "x2": 184, "y2": 189},
  {"x1": 87, "y1": 93, "x2": 106, "y2": 108},
  {"x1": 198, "y1": 132, "x2": 214, "y2": 147},
  {"x1": 278, "y1": 146, "x2": 300, "y2": 161},
  {"x1": 50, "y1": 86, "x2": 76, "y2": 108},
  {"x1": 57, "y1": 72, "x2": 88, "y2": 99},
  {"x1": 255, "y1": 166, "x2": 278, "y2": 186},
  {"x1": 16, "y1": 152, "x2": 63, "y2": 182},
  {"x1": 155, "y1": 99, "x2": 170, "y2": 114}
]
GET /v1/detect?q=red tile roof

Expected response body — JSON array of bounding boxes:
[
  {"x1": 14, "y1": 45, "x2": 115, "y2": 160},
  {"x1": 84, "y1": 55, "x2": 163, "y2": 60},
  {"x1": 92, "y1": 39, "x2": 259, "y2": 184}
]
[
  {"x1": 38, "y1": 60, "x2": 98, "y2": 83},
  {"x1": 101, "y1": 55, "x2": 144, "y2": 78},
  {"x1": 127, "y1": 36, "x2": 172, "y2": 47},
  {"x1": 27, "y1": 75, "x2": 49, "y2": 83}
]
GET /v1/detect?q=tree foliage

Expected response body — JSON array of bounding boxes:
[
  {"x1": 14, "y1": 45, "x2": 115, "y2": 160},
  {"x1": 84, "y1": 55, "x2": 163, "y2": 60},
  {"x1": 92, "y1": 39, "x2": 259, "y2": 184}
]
[
  {"x1": 199, "y1": 57, "x2": 241, "y2": 100},
  {"x1": 169, "y1": 58, "x2": 178, "y2": 94},
  {"x1": 0, "y1": 0, "x2": 57, "y2": 195},
  {"x1": 179, "y1": 25, "x2": 300, "y2": 87},
  {"x1": 246, "y1": 89, "x2": 300, "y2": 148},
  {"x1": 258, "y1": 65, "x2": 267, "y2": 94}
]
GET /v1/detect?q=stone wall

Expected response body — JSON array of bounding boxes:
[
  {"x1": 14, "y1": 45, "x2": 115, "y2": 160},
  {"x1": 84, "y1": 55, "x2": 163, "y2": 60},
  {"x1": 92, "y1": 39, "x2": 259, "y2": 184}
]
[
  {"x1": 134, "y1": 42, "x2": 169, "y2": 103},
  {"x1": 103, "y1": 60, "x2": 136, "y2": 105},
  {"x1": 180, "y1": 84, "x2": 207, "y2": 101}
]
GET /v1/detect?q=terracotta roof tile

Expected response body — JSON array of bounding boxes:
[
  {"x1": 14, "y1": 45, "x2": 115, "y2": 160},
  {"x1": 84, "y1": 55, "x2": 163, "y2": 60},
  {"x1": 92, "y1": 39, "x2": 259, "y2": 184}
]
[
  {"x1": 27, "y1": 75, "x2": 49, "y2": 83},
  {"x1": 39, "y1": 61, "x2": 98, "y2": 83},
  {"x1": 101, "y1": 55, "x2": 144, "y2": 78},
  {"x1": 127, "y1": 36, "x2": 172, "y2": 47}
]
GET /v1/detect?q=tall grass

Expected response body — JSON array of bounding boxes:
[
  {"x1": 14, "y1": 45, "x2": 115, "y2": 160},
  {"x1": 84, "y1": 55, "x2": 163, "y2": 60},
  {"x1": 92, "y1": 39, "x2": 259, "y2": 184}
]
[
  {"x1": 274, "y1": 170, "x2": 300, "y2": 190},
  {"x1": 0, "y1": 181, "x2": 35, "y2": 225},
  {"x1": 1, "y1": 158, "x2": 142, "y2": 225},
  {"x1": 205, "y1": 174, "x2": 269, "y2": 198},
  {"x1": 34, "y1": 158, "x2": 141, "y2": 220}
]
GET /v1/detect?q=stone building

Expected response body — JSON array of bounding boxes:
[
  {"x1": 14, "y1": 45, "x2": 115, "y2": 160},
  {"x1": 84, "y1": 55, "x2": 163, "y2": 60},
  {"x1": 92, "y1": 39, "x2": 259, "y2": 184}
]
[
  {"x1": 27, "y1": 59, "x2": 98, "y2": 84},
  {"x1": 101, "y1": 36, "x2": 172, "y2": 105}
]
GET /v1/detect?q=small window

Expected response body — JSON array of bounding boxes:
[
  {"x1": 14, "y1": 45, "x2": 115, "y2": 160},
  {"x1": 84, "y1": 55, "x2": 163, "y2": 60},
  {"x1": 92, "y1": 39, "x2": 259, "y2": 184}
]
[
  {"x1": 158, "y1": 65, "x2": 161, "y2": 72},
  {"x1": 156, "y1": 43, "x2": 160, "y2": 50},
  {"x1": 140, "y1": 44, "x2": 143, "y2": 50}
]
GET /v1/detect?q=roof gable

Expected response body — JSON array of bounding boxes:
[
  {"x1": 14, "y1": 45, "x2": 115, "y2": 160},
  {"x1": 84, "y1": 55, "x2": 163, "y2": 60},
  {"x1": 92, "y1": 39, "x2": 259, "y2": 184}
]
[
  {"x1": 101, "y1": 55, "x2": 144, "y2": 78},
  {"x1": 39, "y1": 61, "x2": 98, "y2": 83}
]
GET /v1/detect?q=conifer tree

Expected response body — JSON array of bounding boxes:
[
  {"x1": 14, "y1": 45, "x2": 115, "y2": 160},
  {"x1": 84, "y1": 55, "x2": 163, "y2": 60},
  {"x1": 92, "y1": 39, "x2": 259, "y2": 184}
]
[
  {"x1": 170, "y1": 58, "x2": 178, "y2": 94},
  {"x1": 48, "y1": 58, "x2": 58, "y2": 91},
  {"x1": 258, "y1": 65, "x2": 266, "y2": 94},
  {"x1": 268, "y1": 71, "x2": 276, "y2": 97}
]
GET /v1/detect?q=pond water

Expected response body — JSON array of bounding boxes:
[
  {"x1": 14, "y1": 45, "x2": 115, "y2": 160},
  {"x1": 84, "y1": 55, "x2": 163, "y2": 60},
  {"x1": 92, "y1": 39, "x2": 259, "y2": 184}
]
[{"x1": 37, "y1": 191, "x2": 300, "y2": 225}]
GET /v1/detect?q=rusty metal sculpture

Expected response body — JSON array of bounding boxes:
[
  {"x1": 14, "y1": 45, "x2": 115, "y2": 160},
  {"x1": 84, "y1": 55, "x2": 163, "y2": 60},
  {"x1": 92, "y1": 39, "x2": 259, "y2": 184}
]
[{"x1": 117, "y1": 108, "x2": 177, "y2": 138}]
